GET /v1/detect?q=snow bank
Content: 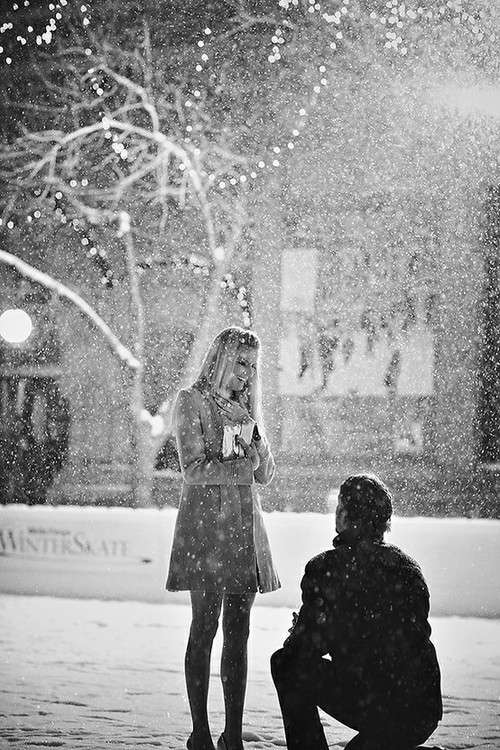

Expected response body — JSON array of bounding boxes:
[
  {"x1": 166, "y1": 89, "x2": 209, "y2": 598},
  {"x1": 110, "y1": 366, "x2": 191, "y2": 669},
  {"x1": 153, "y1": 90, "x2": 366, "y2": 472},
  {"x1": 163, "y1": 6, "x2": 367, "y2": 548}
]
[{"x1": 1, "y1": 504, "x2": 499, "y2": 617}]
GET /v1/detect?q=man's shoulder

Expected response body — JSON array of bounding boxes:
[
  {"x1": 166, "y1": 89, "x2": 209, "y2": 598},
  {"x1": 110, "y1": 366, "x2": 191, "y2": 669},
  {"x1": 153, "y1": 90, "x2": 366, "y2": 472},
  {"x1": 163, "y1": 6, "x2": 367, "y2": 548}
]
[
  {"x1": 379, "y1": 542, "x2": 423, "y2": 572},
  {"x1": 373, "y1": 543, "x2": 429, "y2": 589},
  {"x1": 304, "y1": 548, "x2": 344, "y2": 576},
  {"x1": 305, "y1": 543, "x2": 424, "y2": 576}
]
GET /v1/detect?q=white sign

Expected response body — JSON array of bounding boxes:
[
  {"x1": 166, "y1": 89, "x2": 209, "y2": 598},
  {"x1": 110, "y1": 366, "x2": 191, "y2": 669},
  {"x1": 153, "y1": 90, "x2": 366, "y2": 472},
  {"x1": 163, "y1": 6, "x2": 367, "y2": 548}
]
[
  {"x1": 0, "y1": 506, "x2": 158, "y2": 564},
  {"x1": 0, "y1": 525, "x2": 130, "y2": 559},
  {"x1": 281, "y1": 248, "x2": 318, "y2": 313}
]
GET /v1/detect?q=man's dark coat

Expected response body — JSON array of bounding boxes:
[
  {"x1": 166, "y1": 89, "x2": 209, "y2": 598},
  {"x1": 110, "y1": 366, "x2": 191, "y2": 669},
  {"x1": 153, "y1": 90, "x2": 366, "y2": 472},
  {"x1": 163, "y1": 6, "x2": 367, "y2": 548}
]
[{"x1": 283, "y1": 531, "x2": 443, "y2": 733}]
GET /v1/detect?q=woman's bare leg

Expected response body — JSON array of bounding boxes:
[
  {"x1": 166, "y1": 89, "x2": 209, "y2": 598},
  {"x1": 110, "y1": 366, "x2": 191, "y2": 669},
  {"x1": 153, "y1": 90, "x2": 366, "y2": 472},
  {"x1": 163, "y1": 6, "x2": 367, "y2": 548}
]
[
  {"x1": 220, "y1": 592, "x2": 256, "y2": 749},
  {"x1": 186, "y1": 591, "x2": 223, "y2": 749}
]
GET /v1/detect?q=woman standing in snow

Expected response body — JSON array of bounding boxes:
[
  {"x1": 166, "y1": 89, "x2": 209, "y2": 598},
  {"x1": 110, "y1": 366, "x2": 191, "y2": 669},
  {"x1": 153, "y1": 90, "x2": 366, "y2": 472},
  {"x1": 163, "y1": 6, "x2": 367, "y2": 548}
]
[{"x1": 166, "y1": 326, "x2": 280, "y2": 750}]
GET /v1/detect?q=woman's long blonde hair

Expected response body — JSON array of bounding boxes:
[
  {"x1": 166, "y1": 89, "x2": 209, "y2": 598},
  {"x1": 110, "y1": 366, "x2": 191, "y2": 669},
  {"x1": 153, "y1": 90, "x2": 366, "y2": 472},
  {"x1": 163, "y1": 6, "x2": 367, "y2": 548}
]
[{"x1": 194, "y1": 326, "x2": 264, "y2": 429}]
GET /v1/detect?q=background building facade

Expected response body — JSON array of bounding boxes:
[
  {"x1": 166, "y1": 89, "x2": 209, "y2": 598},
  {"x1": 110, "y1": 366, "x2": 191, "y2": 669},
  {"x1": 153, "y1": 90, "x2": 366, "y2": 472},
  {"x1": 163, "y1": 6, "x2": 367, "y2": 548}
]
[{"x1": 1, "y1": 12, "x2": 499, "y2": 515}]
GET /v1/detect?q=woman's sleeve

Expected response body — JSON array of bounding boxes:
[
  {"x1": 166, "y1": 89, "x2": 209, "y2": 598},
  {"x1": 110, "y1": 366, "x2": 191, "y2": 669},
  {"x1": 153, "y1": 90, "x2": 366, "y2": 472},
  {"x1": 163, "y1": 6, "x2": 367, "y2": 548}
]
[
  {"x1": 175, "y1": 390, "x2": 254, "y2": 486},
  {"x1": 253, "y1": 436, "x2": 275, "y2": 486}
]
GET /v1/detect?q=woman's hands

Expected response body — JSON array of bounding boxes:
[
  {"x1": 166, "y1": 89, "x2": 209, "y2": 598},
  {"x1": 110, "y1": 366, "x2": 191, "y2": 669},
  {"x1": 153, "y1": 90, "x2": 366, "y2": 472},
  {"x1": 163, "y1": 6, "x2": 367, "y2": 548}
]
[
  {"x1": 236, "y1": 437, "x2": 260, "y2": 470},
  {"x1": 221, "y1": 399, "x2": 252, "y2": 424}
]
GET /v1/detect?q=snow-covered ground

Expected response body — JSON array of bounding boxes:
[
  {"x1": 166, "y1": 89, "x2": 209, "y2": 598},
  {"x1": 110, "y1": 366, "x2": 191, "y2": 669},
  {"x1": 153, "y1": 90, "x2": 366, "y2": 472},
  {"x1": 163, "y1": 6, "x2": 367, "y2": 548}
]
[
  {"x1": 1, "y1": 596, "x2": 499, "y2": 749},
  {"x1": 1, "y1": 505, "x2": 500, "y2": 616},
  {"x1": 1, "y1": 505, "x2": 500, "y2": 749}
]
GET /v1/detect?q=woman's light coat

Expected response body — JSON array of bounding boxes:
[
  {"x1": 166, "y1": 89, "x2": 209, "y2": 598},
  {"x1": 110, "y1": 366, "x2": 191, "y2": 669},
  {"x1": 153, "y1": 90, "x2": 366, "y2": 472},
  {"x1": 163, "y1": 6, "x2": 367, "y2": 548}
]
[{"x1": 166, "y1": 386, "x2": 280, "y2": 593}]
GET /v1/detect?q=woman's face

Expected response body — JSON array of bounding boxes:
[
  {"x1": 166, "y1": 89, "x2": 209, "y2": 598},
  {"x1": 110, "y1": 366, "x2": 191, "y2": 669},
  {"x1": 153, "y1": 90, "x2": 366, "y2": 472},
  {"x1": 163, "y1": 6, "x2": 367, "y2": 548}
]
[{"x1": 224, "y1": 346, "x2": 258, "y2": 395}]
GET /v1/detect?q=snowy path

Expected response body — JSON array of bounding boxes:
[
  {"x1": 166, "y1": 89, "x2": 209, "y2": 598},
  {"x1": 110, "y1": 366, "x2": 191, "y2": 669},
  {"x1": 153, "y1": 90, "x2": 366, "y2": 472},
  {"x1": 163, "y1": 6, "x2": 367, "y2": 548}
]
[{"x1": 1, "y1": 596, "x2": 499, "y2": 750}]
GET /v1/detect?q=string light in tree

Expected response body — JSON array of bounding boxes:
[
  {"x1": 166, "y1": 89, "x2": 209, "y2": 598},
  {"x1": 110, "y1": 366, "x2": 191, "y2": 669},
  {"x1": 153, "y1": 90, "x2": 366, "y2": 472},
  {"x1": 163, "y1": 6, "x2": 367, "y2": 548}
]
[
  {"x1": 181, "y1": 1, "x2": 351, "y2": 194},
  {"x1": 2, "y1": 0, "x2": 493, "y2": 239},
  {"x1": 170, "y1": 13, "x2": 317, "y2": 189},
  {"x1": 1, "y1": 193, "x2": 114, "y2": 290},
  {"x1": 204, "y1": 0, "x2": 492, "y2": 191},
  {"x1": 52, "y1": 191, "x2": 115, "y2": 288},
  {"x1": 221, "y1": 273, "x2": 252, "y2": 328},
  {"x1": 82, "y1": 0, "x2": 485, "y2": 202},
  {"x1": 0, "y1": 0, "x2": 91, "y2": 66},
  {"x1": 175, "y1": 253, "x2": 210, "y2": 277},
  {"x1": 178, "y1": 25, "x2": 213, "y2": 153}
]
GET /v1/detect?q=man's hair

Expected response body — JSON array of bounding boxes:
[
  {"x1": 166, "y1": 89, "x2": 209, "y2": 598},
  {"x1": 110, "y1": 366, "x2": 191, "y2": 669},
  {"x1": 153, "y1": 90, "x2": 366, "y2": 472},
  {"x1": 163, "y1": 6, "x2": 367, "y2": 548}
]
[{"x1": 339, "y1": 473, "x2": 393, "y2": 539}]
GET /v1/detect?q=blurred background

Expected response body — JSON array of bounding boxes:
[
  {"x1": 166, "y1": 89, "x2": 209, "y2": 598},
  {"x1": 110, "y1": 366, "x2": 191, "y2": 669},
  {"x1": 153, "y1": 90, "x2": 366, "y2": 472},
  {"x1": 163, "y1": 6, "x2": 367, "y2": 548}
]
[{"x1": 0, "y1": 0, "x2": 498, "y2": 516}]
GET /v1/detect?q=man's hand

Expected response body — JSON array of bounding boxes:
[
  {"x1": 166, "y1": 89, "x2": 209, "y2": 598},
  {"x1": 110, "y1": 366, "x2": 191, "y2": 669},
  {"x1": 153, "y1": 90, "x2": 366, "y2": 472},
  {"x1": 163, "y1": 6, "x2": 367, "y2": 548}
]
[
  {"x1": 236, "y1": 437, "x2": 260, "y2": 470},
  {"x1": 288, "y1": 611, "x2": 299, "y2": 634}
]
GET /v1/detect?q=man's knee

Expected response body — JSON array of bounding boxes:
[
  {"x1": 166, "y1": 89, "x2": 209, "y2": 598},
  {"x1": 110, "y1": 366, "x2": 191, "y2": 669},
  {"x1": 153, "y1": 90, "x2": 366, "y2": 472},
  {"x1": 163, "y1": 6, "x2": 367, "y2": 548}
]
[
  {"x1": 270, "y1": 648, "x2": 279, "y2": 679},
  {"x1": 270, "y1": 647, "x2": 308, "y2": 688},
  {"x1": 271, "y1": 648, "x2": 297, "y2": 684}
]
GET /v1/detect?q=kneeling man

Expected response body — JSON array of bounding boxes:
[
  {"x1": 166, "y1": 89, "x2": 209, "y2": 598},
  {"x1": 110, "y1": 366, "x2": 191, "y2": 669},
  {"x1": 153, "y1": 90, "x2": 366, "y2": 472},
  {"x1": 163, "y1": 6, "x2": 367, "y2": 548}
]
[{"x1": 271, "y1": 474, "x2": 442, "y2": 750}]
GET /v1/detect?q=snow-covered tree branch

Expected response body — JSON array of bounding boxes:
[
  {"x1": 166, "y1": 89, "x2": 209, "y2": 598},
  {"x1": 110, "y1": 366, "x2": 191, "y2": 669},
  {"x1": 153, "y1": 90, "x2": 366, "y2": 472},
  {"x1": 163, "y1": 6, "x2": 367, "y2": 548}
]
[{"x1": 0, "y1": 249, "x2": 140, "y2": 371}]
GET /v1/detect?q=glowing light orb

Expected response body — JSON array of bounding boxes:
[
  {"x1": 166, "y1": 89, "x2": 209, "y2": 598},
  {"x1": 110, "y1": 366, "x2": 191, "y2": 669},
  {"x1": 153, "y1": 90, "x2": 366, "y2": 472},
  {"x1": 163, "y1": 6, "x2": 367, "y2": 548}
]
[{"x1": 0, "y1": 308, "x2": 33, "y2": 344}]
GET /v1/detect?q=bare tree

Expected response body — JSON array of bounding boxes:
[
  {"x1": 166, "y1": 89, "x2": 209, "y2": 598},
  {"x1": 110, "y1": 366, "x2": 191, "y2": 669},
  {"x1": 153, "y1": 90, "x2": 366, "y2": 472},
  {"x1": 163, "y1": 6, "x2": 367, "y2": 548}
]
[
  {"x1": 0, "y1": 19, "x2": 251, "y2": 505},
  {"x1": 1, "y1": 0, "x2": 496, "y2": 504}
]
